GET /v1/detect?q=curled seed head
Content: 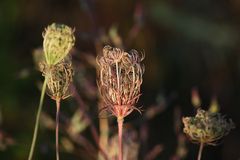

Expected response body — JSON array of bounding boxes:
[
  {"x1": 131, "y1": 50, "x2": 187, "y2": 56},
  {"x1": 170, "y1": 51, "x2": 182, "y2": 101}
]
[
  {"x1": 40, "y1": 56, "x2": 74, "y2": 100},
  {"x1": 96, "y1": 45, "x2": 144, "y2": 119},
  {"x1": 43, "y1": 23, "x2": 75, "y2": 65},
  {"x1": 182, "y1": 109, "x2": 235, "y2": 145}
]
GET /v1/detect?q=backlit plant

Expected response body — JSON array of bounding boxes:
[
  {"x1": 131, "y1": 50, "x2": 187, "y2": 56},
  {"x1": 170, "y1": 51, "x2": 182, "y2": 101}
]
[
  {"x1": 28, "y1": 23, "x2": 75, "y2": 160},
  {"x1": 40, "y1": 55, "x2": 74, "y2": 160},
  {"x1": 96, "y1": 45, "x2": 144, "y2": 160}
]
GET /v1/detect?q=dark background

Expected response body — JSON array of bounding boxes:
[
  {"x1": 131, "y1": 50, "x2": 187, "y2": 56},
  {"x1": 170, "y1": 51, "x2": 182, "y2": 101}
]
[{"x1": 0, "y1": 0, "x2": 239, "y2": 159}]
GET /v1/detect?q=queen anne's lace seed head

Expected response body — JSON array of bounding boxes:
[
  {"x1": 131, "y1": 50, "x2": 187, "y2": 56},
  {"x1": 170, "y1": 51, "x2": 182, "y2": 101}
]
[
  {"x1": 40, "y1": 56, "x2": 74, "y2": 100},
  {"x1": 43, "y1": 23, "x2": 75, "y2": 65},
  {"x1": 97, "y1": 45, "x2": 144, "y2": 120},
  {"x1": 182, "y1": 109, "x2": 235, "y2": 145}
]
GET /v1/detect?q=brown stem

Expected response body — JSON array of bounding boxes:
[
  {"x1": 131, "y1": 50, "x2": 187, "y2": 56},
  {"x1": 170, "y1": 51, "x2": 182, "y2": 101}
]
[
  {"x1": 117, "y1": 118, "x2": 124, "y2": 160},
  {"x1": 197, "y1": 142, "x2": 204, "y2": 160},
  {"x1": 56, "y1": 99, "x2": 61, "y2": 160}
]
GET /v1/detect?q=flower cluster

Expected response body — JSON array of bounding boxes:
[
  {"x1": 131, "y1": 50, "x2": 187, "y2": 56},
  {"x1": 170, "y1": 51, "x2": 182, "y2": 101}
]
[
  {"x1": 182, "y1": 109, "x2": 235, "y2": 145},
  {"x1": 43, "y1": 23, "x2": 75, "y2": 65},
  {"x1": 96, "y1": 45, "x2": 144, "y2": 120}
]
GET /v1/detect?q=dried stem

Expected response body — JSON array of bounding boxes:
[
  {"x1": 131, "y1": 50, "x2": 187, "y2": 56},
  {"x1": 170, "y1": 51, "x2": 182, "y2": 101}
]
[
  {"x1": 56, "y1": 99, "x2": 61, "y2": 160},
  {"x1": 197, "y1": 142, "x2": 204, "y2": 160},
  {"x1": 118, "y1": 118, "x2": 124, "y2": 160},
  {"x1": 98, "y1": 110, "x2": 109, "y2": 160},
  {"x1": 28, "y1": 78, "x2": 48, "y2": 160}
]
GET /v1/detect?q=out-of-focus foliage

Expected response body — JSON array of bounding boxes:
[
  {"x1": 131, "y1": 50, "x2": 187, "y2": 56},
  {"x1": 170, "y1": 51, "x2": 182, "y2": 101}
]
[{"x1": 0, "y1": 0, "x2": 239, "y2": 159}]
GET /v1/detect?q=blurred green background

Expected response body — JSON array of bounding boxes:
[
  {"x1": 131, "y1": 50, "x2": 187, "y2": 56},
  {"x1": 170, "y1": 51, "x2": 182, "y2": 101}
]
[{"x1": 0, "y1": 0, "x2": 239, "y2": 159}]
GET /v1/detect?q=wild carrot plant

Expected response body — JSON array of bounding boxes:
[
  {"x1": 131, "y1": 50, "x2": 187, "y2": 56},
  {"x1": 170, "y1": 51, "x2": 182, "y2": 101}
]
[
  {"x1": 96, "y1": 45, "x2": 144, "y2": 160},
  {"x1": 182, "y1": 109, "x2": 235, "y2": 160},
  {"x1": 40, "y1": 56, "x2": 74, "y2": 160},
  {"x1": 28, "y1": 23, "x2": 75, "y2": 160}
]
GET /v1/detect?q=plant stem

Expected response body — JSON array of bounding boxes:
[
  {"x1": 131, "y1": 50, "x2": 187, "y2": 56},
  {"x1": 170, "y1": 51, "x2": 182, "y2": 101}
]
[
  {"x1": 28, "y1": 78, "x2": 48, "y2": 160},
  {"x1": 117, "y1": 118, "x2": 124, "y2": 160},
  {"x1": 56, "y1": 99, "x2": 61, "y2": 160},
  {"x1": 197, "y1": 142, "x2": 204, "y2": 160}
]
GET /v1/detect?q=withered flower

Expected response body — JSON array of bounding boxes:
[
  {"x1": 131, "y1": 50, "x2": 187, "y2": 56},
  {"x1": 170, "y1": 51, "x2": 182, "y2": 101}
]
[
  {"x1": 97, "y1": 45, "x2": 144, "y2": 160},
  {"x1": 96, "y1": 45, "x2": 144, "y2": 120},
  {"x1": 40, "y1": 55, "x2": 73, "y2": 160},
  {"x1": 40, "y1": 56, "x2": 74, "y2": 101}
]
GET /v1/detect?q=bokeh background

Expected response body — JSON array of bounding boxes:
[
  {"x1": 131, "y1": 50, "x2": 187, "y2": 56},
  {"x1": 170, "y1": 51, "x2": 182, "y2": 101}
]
[{"x1": 0, "y1": 0, "x2": 239, "y2": 159}]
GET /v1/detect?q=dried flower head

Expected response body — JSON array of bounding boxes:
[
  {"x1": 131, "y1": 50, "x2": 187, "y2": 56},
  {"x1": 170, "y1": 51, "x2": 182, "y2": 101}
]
[
  {"x1": 182, "y1": 109, "x2": 235, "y2": 145},
  {"x1": 40, "y1": 56, "x2": 74, "y2": 100},
  {"x1": 43, "y1": 23, "x2": 75, "y2": 65},
  {"x1": 97, "y1": 45, "x2": 144, "y2": 120}
]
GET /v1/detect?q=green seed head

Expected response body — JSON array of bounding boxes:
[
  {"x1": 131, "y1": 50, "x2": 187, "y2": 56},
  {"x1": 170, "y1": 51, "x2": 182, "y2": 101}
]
[
  {"x1": 43, "y1": 23, "x2": 75, "y2": 65},
  {"x1": 182, "y1": 109, "x2": 235, "y2": 145}
]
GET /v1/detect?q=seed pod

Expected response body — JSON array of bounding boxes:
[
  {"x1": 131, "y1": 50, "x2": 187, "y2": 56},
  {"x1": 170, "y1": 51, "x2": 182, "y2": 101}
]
[
  {"x1": 40, "y1": 56, "x2": 74, "y2": 100},
  {"x1": 96, "y1": 45, "x2": 144, "y2": 119},
  {"x1": 43, "y1": 23, "x2": 75, "y2": 65}
]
